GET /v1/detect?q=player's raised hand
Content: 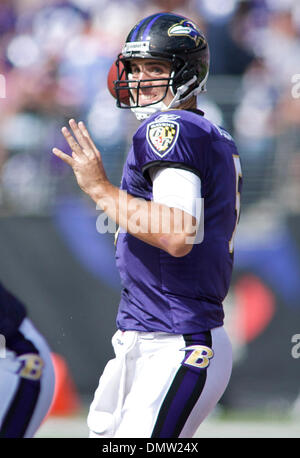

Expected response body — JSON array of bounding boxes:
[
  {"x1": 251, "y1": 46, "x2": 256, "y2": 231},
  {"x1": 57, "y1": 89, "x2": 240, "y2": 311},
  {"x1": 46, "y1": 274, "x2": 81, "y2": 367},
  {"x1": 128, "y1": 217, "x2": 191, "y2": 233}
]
[{"x1": 52, "y1": 119, "x2": 109, "y2": 196}]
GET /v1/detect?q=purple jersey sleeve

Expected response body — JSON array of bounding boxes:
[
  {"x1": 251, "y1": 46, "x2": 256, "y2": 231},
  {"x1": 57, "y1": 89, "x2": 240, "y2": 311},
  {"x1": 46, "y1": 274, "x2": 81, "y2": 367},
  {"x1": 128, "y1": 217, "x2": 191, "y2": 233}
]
[{"x1": 133, "y1": 110, "x2": 211, "y2": 182}]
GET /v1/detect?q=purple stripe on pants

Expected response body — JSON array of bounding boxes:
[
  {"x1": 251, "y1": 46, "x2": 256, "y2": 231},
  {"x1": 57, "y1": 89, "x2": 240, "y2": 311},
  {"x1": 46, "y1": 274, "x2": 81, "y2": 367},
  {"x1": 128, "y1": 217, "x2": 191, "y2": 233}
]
[
  {"x1": 152, "y1": 366, "x2": 207, "y2": 438},
  {"x1": 0, "y1": 378, "x2": 41, "y2": 438}
]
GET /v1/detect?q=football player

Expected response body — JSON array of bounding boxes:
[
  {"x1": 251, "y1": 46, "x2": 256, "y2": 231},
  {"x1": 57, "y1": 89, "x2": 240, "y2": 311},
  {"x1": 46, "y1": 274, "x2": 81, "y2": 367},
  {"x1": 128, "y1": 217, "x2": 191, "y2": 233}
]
[
  {"x1": 53, "y1": 12, "x2": 243, "y2": 438},
  {"x1": 0, "y1": 282, "x2": 55, "y2": 437}
]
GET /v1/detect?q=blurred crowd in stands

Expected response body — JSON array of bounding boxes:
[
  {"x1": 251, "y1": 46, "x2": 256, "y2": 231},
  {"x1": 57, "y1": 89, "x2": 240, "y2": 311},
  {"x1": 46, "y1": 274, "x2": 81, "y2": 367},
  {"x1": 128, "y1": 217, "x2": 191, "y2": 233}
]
[{"x1": 0, "y1": 0, "x2": 299, "y2": 215}]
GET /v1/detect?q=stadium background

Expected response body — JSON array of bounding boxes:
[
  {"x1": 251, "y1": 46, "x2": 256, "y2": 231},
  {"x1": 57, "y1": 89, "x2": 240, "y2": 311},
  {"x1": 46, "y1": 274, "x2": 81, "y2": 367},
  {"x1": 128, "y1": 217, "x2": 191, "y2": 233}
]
[{"x1": 0, "y1": 0, "x2": 300, "y2": 437}]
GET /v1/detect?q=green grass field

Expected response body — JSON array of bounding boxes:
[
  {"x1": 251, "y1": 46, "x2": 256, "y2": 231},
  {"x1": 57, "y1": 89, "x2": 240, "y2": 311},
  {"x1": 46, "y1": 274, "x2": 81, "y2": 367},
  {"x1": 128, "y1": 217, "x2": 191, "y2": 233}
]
[{"x1": 35, "y1": 406, "x2": 300, "y2": 438}]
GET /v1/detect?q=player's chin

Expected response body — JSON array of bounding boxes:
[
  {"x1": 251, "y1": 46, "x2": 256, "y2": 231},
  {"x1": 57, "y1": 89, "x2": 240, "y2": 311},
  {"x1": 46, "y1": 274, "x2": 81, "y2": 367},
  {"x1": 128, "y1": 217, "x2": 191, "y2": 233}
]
[{"x1": 137, "y1": 95, "x2": 161, "y2": 106}]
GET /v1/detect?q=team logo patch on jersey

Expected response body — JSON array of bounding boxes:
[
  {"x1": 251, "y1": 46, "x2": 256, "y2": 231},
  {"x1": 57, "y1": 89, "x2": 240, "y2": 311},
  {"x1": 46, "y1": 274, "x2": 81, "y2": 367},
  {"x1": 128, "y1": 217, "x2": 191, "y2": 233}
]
[{"x1": 146, "y1": 119, "x2": 180, "y2": 157}]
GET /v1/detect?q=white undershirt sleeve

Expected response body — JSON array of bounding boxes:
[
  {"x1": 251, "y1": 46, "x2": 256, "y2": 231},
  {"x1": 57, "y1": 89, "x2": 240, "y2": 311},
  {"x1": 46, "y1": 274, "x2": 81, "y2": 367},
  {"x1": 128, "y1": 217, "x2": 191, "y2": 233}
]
[{"x1": 149, "y1": 166, "x2": 202, "y2": 222}]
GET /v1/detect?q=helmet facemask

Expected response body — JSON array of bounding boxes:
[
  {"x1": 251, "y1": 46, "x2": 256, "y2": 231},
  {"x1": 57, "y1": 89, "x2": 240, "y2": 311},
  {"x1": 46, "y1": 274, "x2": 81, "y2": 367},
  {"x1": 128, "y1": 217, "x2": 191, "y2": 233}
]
[
  {"x1": 114, "y1": 55, "x2": 173, "y2": 106},
  {"x1": 114, "y1": 54, "x2": 207, "y2": 120}
]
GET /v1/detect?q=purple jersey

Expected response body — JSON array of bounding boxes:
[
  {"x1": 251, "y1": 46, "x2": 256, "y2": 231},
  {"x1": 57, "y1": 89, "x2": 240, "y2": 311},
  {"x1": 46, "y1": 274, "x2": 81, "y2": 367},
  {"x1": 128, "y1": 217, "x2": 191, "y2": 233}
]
[{"x1": 115, "y1": 109, "x2": 242, "y2": 334}]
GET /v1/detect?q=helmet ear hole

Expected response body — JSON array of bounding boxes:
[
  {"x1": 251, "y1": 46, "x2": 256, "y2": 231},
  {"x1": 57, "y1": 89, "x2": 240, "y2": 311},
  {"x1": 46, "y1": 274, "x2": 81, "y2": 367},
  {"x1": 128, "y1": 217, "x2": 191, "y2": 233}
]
[{"x1": 181, "y1": 69, "x2": 194, "y2": 81}]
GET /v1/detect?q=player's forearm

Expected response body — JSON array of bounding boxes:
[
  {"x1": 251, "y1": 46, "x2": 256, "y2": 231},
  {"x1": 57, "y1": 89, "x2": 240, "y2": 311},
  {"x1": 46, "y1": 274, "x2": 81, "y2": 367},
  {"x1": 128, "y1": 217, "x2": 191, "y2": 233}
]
[
  {"x1": 89, "y1": 182, "x2": 196, "y2": 257},
  {"x1": 52, "y1": 120, "x2": 195, "y2": 257}
]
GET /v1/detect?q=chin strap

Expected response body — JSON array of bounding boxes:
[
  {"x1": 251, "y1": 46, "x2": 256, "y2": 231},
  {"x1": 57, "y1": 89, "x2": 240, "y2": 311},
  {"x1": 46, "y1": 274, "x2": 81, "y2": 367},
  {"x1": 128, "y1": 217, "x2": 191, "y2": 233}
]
[
  {"x1": 131, "y1": 101, "x2": 168, "y2": 121},
  {"x1": 131, "y1": 73, "x2": 208, "y2": 121}
]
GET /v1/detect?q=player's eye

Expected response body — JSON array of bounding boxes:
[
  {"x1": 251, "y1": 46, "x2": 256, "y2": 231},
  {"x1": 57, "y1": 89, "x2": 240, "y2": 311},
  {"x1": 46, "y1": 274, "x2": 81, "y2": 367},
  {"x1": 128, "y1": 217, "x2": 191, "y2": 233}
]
[
  {"x1": 130, "y1": 63, "x2": 169, "y2": 79},
  {"x1": 148, "y1": 66, "x2": 164, "y2": 75},
  {"x1": 131, "y1": 65, "x2": 140, "y2": 76}
]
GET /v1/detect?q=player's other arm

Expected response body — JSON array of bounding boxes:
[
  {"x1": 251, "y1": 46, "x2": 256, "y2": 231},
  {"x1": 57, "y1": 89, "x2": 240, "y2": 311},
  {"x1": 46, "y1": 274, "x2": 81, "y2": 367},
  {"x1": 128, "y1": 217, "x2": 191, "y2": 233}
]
[{"x1": 52, "y1": 120, "x2": 197, "y2": 257}]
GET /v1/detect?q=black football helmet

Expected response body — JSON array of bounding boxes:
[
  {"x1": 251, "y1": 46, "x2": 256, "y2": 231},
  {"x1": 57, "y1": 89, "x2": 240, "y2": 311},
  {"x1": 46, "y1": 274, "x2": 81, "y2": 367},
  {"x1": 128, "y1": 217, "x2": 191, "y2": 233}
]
[{"x1": 114, "y1": 12, "x2": 209, "y2": 119}]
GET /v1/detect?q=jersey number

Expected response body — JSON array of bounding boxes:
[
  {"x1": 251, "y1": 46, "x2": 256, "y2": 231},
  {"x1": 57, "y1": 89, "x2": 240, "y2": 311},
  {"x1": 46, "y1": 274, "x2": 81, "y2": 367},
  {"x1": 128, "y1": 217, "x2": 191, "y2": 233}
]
[{"x1": 229, "y1": 155, "x2": 242, "y2": 254}]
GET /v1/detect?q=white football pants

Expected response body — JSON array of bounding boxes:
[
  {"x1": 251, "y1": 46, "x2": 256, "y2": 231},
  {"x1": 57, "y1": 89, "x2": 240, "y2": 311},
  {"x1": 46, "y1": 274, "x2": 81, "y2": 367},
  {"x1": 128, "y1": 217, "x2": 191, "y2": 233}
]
[
  {"x1": 0, "y1": 318, "x2": 55, "y2": 438},
  {"x1": 88, "y1": 325, "x2": 232, "y2": 438}
]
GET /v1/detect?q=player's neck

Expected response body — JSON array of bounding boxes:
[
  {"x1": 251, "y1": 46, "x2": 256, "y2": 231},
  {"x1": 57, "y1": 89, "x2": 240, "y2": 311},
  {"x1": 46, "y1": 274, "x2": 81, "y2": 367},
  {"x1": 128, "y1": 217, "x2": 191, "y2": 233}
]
[{"x1": 173, "y1": 96, "x2": 197, "y2": 111}]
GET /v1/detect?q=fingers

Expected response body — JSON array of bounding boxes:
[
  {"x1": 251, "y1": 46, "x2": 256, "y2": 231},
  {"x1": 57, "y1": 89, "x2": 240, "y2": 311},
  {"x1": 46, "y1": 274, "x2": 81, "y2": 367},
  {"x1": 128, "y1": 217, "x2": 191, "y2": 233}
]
[
  {"x1": 53, "y1": 119, "x2": 99, "y2": 165},
  {"x1": 78, "y1": 121, "x2": 100, "y2": 157},
  {"x1": 52, "y1": 147, "x2": 74, "y2": 167},
  {"x1": 69, "y1": 119, "x2": 94, "y2": 157},
  {"x1": 61, "y1": 126, "x2": 85, "y2": 159}
]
